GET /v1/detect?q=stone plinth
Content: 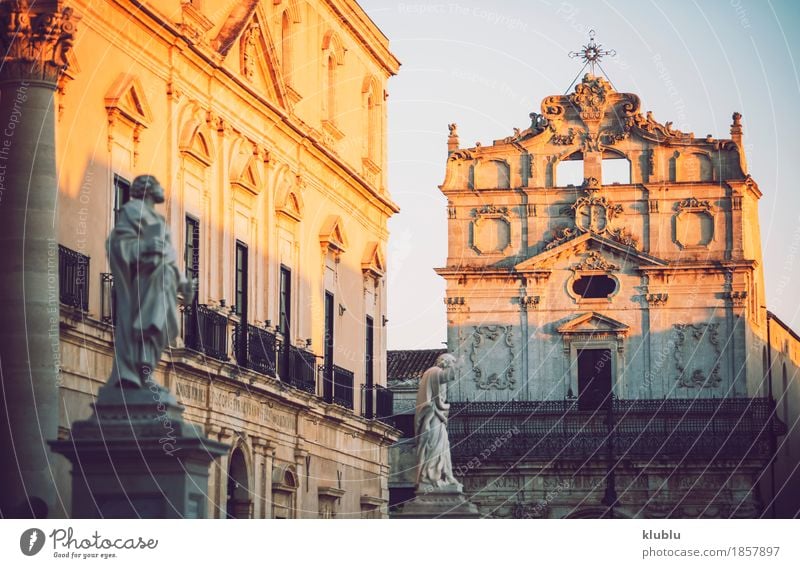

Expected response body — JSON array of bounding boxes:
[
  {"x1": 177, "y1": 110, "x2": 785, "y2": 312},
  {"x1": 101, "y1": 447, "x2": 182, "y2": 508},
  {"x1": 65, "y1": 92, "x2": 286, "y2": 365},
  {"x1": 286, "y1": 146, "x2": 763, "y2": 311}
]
[
  {"x1": 393, "y1": 482, "x2": 480, "y2": 519},
  {"x1": 50, "y1": 383, "x2": 227, "y2": 519}
]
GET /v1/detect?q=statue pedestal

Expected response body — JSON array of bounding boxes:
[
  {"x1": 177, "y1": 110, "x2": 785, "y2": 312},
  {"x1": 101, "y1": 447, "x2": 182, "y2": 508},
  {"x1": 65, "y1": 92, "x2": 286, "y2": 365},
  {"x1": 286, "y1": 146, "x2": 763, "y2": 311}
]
[
  {"x1": 393, "y1": 482, "x2": 480, "y2": 519},
  {"x1": 50, "y1": 383, "x2": 228, "y2": 519}
]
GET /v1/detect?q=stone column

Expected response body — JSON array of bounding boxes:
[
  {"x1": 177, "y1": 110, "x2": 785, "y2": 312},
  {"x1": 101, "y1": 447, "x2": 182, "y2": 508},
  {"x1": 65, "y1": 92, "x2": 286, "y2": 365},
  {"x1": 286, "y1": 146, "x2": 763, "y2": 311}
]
[
  {"x1": 294, "y1": 443, "x2": 309, "y2": 518},
  {"x1": 253, "y1": 437, "x2": 276, "y2": 518},
  {"x1": 217, "y1": 427, "x2": 234, "y2": 518},
  {"x1": 205, "y1": 424, "x2": 223, "y2": 517},
  {"x1": 0, "y1": 1, "x2": 76, "y2": 518}
]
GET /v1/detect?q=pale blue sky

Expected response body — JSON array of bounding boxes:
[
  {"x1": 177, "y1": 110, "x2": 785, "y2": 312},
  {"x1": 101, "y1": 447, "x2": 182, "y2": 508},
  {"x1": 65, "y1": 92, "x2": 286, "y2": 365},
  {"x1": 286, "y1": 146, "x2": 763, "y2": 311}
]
[{"x1": 358, "y1": 0, "x2": 800, "y2": 349}]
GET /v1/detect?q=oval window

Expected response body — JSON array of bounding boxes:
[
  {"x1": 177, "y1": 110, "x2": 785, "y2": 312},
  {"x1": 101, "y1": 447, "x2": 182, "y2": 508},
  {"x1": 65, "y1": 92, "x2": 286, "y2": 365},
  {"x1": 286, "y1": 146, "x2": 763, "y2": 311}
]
[{"x1": 572, "y1": 275, "x2": 616, "y2": 299}]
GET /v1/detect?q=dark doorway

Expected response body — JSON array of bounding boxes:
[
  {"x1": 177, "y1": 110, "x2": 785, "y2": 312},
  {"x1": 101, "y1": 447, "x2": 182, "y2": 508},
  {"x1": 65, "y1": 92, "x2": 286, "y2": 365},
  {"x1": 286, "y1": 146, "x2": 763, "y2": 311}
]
[
  {"x1": 323, "y1": 292, "x2": 334, "y2": 403},
  {"x1": 226, "y1": 449, "x2": 251, "y2": 519},
  {"x1": 577, "y1": 349, "x2": 613, "y2": 410}
]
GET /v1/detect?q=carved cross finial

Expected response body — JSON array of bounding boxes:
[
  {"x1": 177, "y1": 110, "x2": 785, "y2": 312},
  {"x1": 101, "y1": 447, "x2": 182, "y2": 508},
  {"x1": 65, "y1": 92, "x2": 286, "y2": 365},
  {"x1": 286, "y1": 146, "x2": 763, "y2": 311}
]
[{"x1": 568, "y1": 29, "x2": 615, "y2": 75}]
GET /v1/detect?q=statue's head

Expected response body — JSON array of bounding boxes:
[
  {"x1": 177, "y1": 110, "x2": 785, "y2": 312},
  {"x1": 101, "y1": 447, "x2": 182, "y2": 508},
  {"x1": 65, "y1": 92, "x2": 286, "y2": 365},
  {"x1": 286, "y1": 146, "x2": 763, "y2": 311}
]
[
  {"x1": 130, "y1": 175, "x2": 165, "y2": 204},
  {"x1": 436, "y1": 353, "x2": 456, "y2": 369}
]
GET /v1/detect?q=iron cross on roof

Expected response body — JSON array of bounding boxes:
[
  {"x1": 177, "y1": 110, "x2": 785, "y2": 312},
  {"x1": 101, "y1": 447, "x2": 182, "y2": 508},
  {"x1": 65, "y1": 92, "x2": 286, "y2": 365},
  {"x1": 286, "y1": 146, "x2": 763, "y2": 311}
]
[{"x1": 569, "y1": 30, "x2": 616, "y2": 75}]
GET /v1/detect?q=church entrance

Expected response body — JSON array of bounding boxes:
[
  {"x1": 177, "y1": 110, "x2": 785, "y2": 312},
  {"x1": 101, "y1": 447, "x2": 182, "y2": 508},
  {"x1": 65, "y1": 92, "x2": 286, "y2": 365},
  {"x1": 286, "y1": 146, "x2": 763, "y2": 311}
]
[
  {"x1": 577, "y1": 349, "x2": 612, "y2": 410},
  {"x1": 226, "y1": 448, "x2": 252, "y2": 519}
]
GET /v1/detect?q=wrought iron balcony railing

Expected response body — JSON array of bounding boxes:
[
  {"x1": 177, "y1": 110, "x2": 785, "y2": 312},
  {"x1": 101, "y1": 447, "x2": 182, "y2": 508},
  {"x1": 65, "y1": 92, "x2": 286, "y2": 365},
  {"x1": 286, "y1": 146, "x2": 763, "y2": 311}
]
[
  {"x1": 182, "y1": 303, "x2": 229, "y2": 361},
  {"x1": 58, "y1": 245, "x2": 89, "y2": 311},
  {"x1": 448, "y1": 398, "x2": 785, "y2": 463},
  {"x1": 361, "y1": 384, "x2": 394, "y2": 425},
  {"x1": 234, "y1": 323, "x2": 277, "y2": 377},
  {"x1": 329, "y1": 364, "x2": 354, "y2": 410},
  {"x1": 279, "y1": 344, "x2": 317, "y2": 395}
]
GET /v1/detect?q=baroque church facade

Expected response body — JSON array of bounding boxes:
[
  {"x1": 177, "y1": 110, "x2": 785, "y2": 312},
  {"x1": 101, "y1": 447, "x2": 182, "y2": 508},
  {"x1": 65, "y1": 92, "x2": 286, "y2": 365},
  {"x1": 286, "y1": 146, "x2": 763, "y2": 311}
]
[
  {"x1": 31, "y1": 0, "x2": 399, "y2": 518},
  {"x1": 434, "y1": 73, "x2": 799, "y2": 518}
]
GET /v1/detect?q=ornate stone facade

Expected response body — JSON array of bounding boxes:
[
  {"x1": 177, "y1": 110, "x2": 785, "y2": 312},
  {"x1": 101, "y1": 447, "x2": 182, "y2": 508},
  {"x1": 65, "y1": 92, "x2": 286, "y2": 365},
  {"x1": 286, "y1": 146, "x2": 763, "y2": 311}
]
[
  {"x1": 435, "y1": 73, "x2": 797, "y2": 518},
  {"x1": 49, "y1": 0, "x2": 399, "y2": 518}
]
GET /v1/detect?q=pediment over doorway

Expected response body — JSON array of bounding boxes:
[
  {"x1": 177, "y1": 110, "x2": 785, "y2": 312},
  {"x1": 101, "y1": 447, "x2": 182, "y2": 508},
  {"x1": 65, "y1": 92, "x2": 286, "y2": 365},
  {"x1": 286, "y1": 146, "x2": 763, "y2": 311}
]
[{"x1": 557, "y1": 311, "x2": 629, "y2": 335}]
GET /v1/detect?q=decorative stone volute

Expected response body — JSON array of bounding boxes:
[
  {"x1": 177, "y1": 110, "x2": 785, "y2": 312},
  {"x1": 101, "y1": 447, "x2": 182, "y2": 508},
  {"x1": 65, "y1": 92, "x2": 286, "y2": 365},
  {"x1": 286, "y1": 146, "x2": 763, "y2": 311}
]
[{"x1": 0, "y1": 0, "x2": 78, "y2": 85}]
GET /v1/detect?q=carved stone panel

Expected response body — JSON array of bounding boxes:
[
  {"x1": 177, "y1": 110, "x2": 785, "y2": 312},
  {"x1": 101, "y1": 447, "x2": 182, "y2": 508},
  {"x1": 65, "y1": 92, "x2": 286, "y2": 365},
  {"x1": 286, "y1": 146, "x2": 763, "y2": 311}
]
[
  {"x1": 674, "y1": 198, "x2": 714, "y2": 249},
  {"x1": 470, "y1": 325, "x2": 515, "y2": 390},
  {"x1": 672, "y1": 323, "x2": 722, "y2": 388},
  {"x1": 471, "y1": 206, "x2": 512, "y2": 255}
]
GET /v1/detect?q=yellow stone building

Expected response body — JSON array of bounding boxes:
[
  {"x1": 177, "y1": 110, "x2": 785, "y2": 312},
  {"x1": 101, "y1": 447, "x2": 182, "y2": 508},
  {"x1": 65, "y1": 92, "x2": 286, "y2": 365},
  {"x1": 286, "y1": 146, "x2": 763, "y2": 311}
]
[{"x1": 52, "y1": 0, "x2": 400, "y2": 518}]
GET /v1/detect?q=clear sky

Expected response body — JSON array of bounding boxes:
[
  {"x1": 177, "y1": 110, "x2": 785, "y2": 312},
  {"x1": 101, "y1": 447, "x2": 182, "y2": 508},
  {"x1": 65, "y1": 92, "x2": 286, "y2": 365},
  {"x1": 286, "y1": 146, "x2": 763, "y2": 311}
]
[{"x1": 358, "y1": 0, "x2": 800, "y2": 349}]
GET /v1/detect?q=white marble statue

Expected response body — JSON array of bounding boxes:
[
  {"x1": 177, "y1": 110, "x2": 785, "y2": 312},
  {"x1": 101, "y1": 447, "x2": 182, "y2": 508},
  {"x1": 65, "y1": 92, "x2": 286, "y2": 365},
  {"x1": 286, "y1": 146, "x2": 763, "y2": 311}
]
[
  {"x1": 415, "y1": 353, "x2": 459, "y2": 489},
  {"x1": 106, "y1": 175, "x2": 193, "y2": 388}
]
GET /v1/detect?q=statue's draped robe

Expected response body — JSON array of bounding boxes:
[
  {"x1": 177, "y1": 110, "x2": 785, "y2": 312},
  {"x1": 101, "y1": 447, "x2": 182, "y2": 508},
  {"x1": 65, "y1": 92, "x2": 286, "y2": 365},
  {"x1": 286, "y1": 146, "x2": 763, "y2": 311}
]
[
  {"x1": 415, "y1": 366, "x2": 457, "y2": 487},
  {"x1": 107, "y1": 200, "x2": 182, "y2": 387}
]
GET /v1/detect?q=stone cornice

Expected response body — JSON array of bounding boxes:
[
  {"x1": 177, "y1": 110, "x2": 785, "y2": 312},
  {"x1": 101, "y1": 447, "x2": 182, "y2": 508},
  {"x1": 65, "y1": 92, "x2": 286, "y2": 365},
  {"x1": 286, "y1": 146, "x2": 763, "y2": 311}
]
[{"x1": 0, "y1": 1, "x2": 78, "y2": 85}]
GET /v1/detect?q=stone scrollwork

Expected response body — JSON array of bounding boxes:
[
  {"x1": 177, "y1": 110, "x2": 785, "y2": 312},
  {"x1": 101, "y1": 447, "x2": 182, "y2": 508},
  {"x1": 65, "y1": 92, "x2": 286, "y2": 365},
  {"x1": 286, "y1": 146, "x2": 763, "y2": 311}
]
[
  {"x1": 569, "y1": 74, "x2": 611, "y2": 121},
  {"x1": 676, "y1": 196, "x2": 712, "y2": 211},
  {"x1": 470, "y1": 325, "x2": 515, "y2": 390},
  {"x1": 572, "y1": 251, "x2": 619, "y2": 272},
  {"x1": 673, "y1": 323, "x2": 722, "y2": 388},
  {"x1": 571, "y1": 188, "x2": 624, "y2": 234},
  {"x1": 544, "y1": 224, "x2": 580, "y2": 251},
  {"x1": 624, "y1": 109, "x2": 694, "y2": 142}
]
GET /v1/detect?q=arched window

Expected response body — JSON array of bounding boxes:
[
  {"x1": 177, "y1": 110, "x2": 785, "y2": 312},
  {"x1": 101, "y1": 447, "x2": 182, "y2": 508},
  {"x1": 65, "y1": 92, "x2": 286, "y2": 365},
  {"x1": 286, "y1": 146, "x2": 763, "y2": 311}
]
[
  {"x1": 321, "y1": 31, "x2": 345, "y2": 125},
  {"x1": 367, "y1": 90, "x2": 378, "y2": 161},
  {"x1": 557, "y1": 152, "x2": 584, "y2": 187},
  {"x1": 281, "y1": 11, "x2": 292, "y2": 86},
  {"x1": 326, "y1": 55, "x2": 336, "y2": 122}
]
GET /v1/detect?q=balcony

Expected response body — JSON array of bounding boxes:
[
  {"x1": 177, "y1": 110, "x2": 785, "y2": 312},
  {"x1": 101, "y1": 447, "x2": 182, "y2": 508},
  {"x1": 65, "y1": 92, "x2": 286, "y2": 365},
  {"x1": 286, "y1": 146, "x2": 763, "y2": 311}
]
[
  {"x1": 448, "y1": 398, "x2": 785, "y2": 463},
  {"x1": 58, "y1": 245, "x2": 89, "y2": 311},
  {"x1": 182, "y1": 303, "x2": 229, "y2": 361},
  {"x1": 279, "y1": 344, "x2": 318, "y2": 395},
  {"x1": 325, "y1": 364, "x2": 354, "y2": 410},
  {"x1": 361, "y1": 384, "x2": 394, "y2": 425},
  {"x1": 235, "y1": 323, "x2": 277, "y2": 376}
]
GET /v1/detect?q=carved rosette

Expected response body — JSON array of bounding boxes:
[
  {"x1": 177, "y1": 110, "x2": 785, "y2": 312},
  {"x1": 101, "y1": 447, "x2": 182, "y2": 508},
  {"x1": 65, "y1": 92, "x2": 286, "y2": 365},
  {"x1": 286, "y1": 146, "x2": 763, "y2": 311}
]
[{"x1": 0, "y1": 2, "x2": 77, "y2": 85}]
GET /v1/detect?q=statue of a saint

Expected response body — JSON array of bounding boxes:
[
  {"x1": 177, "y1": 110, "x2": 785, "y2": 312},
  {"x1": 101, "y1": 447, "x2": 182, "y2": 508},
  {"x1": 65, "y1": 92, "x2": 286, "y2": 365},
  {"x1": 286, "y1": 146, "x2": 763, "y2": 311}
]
[
  {"x1": 415, "y1": 353, "x2": 459, "y2": 489},
  {"x1": 106, "y1": 175, "x2": 193, "y2": 388}
]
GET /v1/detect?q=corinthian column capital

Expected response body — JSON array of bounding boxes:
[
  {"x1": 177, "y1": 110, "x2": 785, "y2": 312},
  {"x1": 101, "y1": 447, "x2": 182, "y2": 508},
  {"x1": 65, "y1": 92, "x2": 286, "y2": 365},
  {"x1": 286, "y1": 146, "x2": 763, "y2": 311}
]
[{"x1": 0, "y1": 0, "x2": 78, "y2": 85}]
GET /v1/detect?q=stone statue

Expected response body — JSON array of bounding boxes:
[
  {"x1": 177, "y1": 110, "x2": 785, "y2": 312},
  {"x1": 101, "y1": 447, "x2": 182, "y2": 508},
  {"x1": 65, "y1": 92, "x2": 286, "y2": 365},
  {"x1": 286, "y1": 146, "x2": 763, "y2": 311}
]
[
  {"x1": 106, "y1": 175, "x2": 193, "y2": 388},
  {"x1": 415, "y1": 353, "x2": 459, "y2": 489}
]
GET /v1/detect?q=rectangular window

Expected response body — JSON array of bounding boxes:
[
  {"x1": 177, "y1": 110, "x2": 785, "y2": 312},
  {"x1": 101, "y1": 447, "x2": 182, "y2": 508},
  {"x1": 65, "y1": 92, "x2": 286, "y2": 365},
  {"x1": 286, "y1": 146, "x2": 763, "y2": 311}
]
[
  {"x1": 323, "y1": 291, "x2": 334, "y2": 403},
  {"x1": 364, "y1": 315, "x2": 374, "y2": 418},
  {"x1": 113, "y1": 174, "x2": 131, "y2": 224},
  {"x1": 577, "y1": 349, "x2": 613, "y2": 411},
  {"x1": 279, "y1": 265, "x2": 292, "y2": 338},
  {"x1": 184, "y1": 216, "x2": 200, "y2": 287},
  {"x1": 235, "y1": 241, "x2": 248, "y2": 319}
]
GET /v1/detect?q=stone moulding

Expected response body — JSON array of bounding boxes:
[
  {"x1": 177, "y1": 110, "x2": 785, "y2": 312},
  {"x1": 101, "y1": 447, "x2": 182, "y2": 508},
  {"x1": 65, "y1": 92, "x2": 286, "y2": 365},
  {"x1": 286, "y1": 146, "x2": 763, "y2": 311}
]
[
  {"x1": 672, "y1": 323, "x2": 722, "y2": 388},
  {"x1": 470, "y1": 325, "x2": 515, "y2": 390}
]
